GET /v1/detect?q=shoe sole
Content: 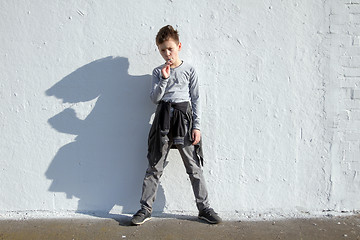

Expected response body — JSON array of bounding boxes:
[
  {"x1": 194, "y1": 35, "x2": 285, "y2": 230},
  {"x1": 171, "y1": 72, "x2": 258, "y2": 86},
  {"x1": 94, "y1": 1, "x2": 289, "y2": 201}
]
[
  {"x1": 131, "y1": 217, "x2": 152, "y2": 225},
  {"x1": 198, "y1": 216, "x2": 221, "y2": 224}
]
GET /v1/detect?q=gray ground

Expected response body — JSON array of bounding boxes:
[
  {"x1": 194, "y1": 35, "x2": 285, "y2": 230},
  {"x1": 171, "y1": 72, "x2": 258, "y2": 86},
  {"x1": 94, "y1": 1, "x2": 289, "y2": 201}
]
[{"x1": 0, "y1": 214, "x2": 360, "y2": 240}]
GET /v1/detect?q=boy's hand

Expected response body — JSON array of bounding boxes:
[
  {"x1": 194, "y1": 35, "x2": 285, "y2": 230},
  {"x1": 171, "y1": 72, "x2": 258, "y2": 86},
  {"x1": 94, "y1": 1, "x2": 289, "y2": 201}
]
[
  {"x1": 192, "y1": 129, "x2": 201, "y2": 145},
  {"x1": 161, "y1": 62, "x2": 171, "y2": 79}
]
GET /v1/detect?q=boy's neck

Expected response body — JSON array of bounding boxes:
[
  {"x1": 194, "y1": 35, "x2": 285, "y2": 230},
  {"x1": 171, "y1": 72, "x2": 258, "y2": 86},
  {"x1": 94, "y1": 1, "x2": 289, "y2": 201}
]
[{"x1": 170, "y1": 59, "x2": 182, "y2": 68}]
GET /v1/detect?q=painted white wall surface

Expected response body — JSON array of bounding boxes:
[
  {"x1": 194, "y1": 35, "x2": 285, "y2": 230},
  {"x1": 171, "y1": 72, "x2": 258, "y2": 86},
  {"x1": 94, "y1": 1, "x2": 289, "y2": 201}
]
[{"x1": 1, "y1": 0, "x2": 359, "y2": 219}]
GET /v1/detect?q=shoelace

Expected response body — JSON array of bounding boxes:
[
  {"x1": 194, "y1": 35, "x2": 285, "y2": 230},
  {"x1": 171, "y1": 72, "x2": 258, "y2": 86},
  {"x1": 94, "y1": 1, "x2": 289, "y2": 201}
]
[
  {"x1": 203, "y1": 208, "x2": 216, "y2": 216},
  {"x1": 135, "y1": 209, "x2": 147, "y2": 216}
]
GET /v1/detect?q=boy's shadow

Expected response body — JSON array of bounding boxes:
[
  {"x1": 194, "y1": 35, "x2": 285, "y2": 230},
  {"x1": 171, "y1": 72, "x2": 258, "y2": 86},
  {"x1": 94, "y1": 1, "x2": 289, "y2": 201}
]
[{"x1": 45, "y1": 56, "x2": 165, "y2": 224}]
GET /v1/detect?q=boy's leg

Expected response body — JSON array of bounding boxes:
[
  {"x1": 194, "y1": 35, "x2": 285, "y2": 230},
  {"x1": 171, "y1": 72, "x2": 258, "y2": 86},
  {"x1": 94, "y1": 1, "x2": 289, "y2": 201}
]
[
  {"x1": 140, "y1": 136, "x2": 172, "y2": 213},
  {"x1": 177, "y1": 141, "x2": 222, "y2": 224},
  {"x1": 177, "y1": 141, "x2": 210, "y2": 212}
]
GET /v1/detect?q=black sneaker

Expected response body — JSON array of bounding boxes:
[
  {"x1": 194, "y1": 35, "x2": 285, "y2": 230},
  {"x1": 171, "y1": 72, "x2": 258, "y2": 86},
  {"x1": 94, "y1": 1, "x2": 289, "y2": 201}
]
[
  {"x1": 198, "y1": 208, "x2": 222, "y2": 224},
  {"x1": 131, "y1": 208, "x2": 152, "y2": 225}
]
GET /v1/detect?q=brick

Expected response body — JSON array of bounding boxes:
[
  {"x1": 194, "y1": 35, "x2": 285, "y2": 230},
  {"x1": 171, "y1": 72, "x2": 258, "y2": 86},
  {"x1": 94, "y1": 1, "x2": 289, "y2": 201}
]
[
  {"x1": 340, "y1": 141, "x2": 351, "y2": 151},
  {"x1": 353, "y1": 89, "x2": 360, "y2": 98},
  {"x1": 348, "y1": 4, "x2": 360, "y2": 14},
  {"x1": 329, "y1": 24, "x2": 347, "y2": 34},
  {"x1": 349, "y1": 26, "x2": 360, "y2": 35},
  {"x1": 339, "y1": 110, "x2": 351, "y2": 120},
  {"x1": 345, "y1": 131, "x2": 360, "y2": 141},
  {"x1": 336, "y1": 122, "x2": 348, "y2": 132},
  {"x1": 331, "y1": 3, "x2": 350, "y2": 15},
  {"x1": 340, "y1": 55, "x2": 360, "y2": 67},
  {"x1": 331, "y1": 24, "x2": 360, "y2": 35},
  {"x1": 344, "y1": 150, "x2": 360, "y2": 161},
  {"x1": 343, "y1": 67, "x2": 360, "y2": 77},
  {"x1": 340, "y1": 56, "x2": 352, "y2": 66},
  {"x1": 349, "y1": 163, "x2": 360, "y2": 174},
  {"x1": 330, "y1": 14, "x2": 350, "y2": 24},
  {"x1": 351, "y1": 14, "x2": 360, "y2": 23},
  {"x1": 350, "y1": 110, "x2": 360, "y2": 119},
  {"x1": 353, "y1": 36, "x2": 360, "y2": 46},
  {"x1": 331, "y1": 34, "x2": 353, "y2": 46},
  {"x1": 341, "y1": 46, "x2": 360, "y2": 56},
  {"x1": 340, "y1": 87, "x2": 354, "y2": 98},
  {"x1": 342, "y1": 0, "x2": 352, "y2": 4},
  {"x1": 339, "y1": 77, "x2": 360, "y2": 87},
  {"x1": 349, "y1": 55, "x2": 360, "y2": 66},
  {"x1": 349, "y1": 141, "x2": 360, "y2": 151},
  {"x1": 338, "y1": 119, "x2": 360, "y2": 130},
  {"x1": 342, "y1": 99, "x2": 360, "y2": 109}
]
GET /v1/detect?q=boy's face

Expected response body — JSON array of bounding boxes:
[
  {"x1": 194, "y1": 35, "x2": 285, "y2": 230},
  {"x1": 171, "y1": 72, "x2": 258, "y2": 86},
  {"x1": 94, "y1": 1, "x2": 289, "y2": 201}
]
[{"x1": 157, "y1": 38, "x2": 182, "y2": 66}]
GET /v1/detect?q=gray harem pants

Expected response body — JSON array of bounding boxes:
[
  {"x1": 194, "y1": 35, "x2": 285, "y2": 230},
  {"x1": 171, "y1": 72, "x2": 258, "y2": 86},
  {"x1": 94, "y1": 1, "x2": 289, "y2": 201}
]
[{"x1": 140, "y1": 120, "x2": 210, "y2": 213}]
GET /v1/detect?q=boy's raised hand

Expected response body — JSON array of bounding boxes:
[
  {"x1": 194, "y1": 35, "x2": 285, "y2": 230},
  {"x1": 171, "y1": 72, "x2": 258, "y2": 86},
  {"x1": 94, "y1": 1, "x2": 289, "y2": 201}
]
[{"x1": 161, "y1": 62, "x2": 171, "y2": 79}]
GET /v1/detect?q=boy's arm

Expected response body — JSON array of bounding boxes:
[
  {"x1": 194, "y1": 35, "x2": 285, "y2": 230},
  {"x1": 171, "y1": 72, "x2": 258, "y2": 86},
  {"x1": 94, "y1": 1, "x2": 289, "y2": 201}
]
[
  {"x1": 150, "y1": 67, "x2": 169, "y2": 104},
  {"x1": 189, "y1": 67, "x2": 201, "y2": 131},
  {"x1": 190, "y1": 68, "x2": 201, "y2": 145}
]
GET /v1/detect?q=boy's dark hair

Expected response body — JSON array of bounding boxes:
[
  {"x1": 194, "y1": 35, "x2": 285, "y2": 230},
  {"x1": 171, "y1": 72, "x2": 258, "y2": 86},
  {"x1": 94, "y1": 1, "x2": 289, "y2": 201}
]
[{"x1": 156, "y1": 25, "x2": 179, "y2": 45}]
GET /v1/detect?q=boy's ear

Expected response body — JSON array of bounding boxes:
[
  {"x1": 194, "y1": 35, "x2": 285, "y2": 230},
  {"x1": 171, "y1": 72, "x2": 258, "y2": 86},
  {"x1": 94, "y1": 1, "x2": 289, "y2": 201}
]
[{"x1": 178, "y1": 42, "x2": 182, "y2": 51}]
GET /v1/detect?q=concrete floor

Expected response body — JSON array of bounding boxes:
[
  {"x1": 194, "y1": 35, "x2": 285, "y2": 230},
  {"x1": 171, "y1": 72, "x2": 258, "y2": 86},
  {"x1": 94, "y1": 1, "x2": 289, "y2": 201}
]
[{"x1": 0, "y1": 215, "x2": 360, "y2": 240}]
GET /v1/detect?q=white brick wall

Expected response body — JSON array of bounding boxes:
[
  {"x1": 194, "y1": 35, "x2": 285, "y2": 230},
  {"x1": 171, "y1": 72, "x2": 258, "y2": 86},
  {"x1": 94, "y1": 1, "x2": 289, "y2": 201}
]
[{"x1": 327, "y1": 0, "x2": 360, "y2": 210}]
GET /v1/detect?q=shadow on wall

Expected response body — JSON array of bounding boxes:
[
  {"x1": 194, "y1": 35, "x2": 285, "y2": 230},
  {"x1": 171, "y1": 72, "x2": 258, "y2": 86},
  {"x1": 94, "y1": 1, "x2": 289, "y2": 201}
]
[{"x1": 45, "y1": 56, "x2": 165, "y2": 217}]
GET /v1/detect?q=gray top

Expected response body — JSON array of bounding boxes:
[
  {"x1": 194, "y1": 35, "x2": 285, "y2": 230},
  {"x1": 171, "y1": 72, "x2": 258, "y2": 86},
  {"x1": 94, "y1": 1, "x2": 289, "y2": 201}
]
[{"x1": 150, "y1": 61, "x2": 201, "y2": 130}]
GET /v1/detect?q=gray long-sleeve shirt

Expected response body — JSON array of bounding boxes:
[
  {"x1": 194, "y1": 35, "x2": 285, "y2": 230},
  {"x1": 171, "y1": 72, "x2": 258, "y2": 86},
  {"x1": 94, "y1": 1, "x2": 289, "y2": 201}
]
[{"x1": 150, "y1": 61, "x2": 201, "y2": 130}]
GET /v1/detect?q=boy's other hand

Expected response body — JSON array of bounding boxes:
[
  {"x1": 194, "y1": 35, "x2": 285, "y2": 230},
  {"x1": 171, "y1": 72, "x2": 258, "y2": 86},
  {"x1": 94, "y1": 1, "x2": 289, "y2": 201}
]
[
  {"x1": 192, "y1": 129, "x2": 201, "y2": 145},
  {"x1": 161, "y1": 63, "x2": 170, "y2": 79}
]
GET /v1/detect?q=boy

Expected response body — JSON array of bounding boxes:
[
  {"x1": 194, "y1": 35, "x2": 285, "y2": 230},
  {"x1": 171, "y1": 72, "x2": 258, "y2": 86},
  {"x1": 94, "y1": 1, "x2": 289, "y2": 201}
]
[{"x1": 131, "y1": 25, "x2": 221, "y2": 225}]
